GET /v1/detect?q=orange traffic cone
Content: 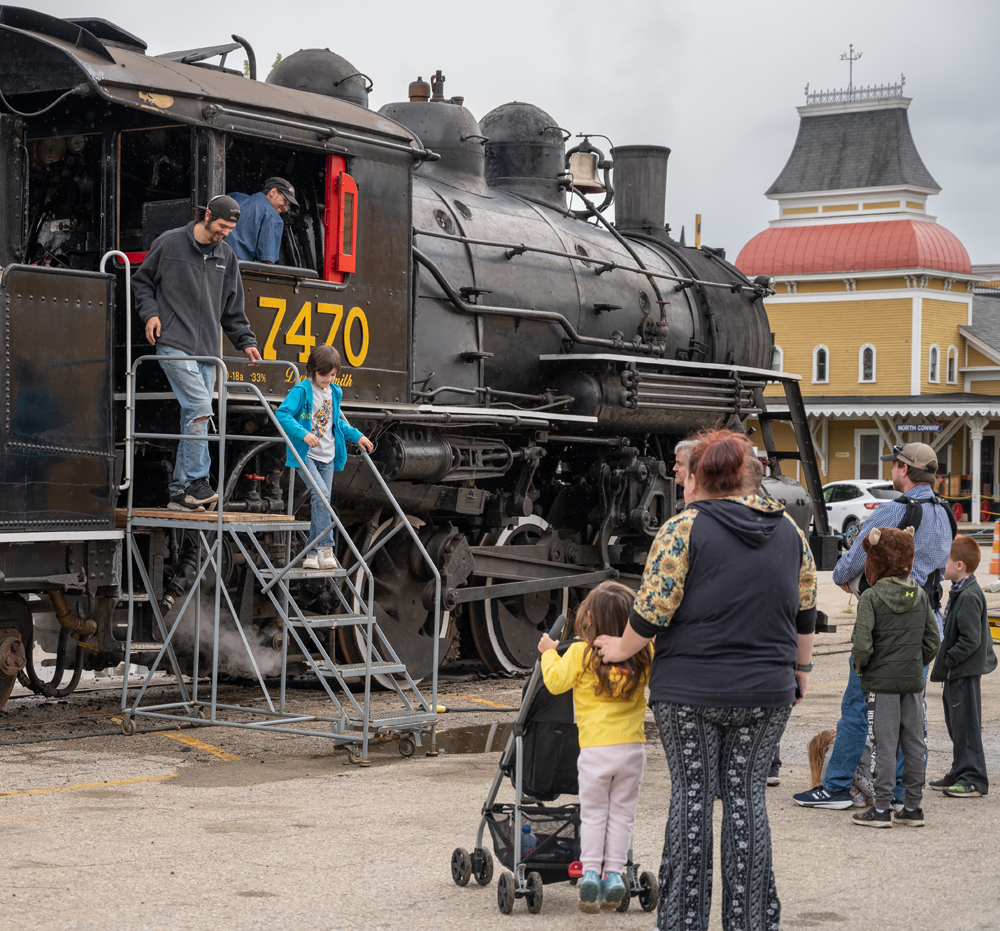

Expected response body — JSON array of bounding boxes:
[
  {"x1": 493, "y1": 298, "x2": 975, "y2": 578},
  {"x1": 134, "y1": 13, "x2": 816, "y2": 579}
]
[{"x1": 991, "y1": 521, "x2": 1000, "y2": 576}]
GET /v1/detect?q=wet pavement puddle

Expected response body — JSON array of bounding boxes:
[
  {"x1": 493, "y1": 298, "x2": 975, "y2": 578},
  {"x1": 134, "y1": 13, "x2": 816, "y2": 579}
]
[{"x1": 436, "y1": 722, "x2": 512, "y2": 754}]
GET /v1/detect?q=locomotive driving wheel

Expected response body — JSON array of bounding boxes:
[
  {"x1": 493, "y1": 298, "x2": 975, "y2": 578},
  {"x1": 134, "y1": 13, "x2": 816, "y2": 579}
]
[
  {"x1": 469, "y1": 516, "x2": 570, "y2": 674},
  {"x1": 343, "y1": 515, "x2": 452, "y2": 689}
]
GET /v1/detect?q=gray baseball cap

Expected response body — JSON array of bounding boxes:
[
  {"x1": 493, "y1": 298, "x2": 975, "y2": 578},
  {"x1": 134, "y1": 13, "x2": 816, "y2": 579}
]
[{"x1": 263, "y1": 176, "x2": 299, "y2": 207}]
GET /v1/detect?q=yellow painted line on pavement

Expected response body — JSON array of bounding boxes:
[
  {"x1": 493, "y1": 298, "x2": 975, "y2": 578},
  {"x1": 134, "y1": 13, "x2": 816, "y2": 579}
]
[
  {"x1": 111, "y1": 715, "x2": 239, "y2": 761},
  {"x1": 0, "y1": 774, "x2": 176, "y2": 799},
  {"x1": 440, "y1": 693, "x2": 518, "y2": 710},
  {"x1": 160, "y1": 733, "x2": 240, "y2": 761}
]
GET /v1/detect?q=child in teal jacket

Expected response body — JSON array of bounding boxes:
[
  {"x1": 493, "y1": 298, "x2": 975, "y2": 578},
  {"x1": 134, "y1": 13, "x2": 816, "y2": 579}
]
[{"x1": 275, "y1": 346, "x2": 373, "y2": 569}]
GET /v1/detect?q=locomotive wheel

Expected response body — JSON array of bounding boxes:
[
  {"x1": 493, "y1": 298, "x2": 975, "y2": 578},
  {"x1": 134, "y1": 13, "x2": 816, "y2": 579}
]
[
  {"x1": 0, "y1": 633, "x2": 27, "y2": 712},
  {"x1": 344, "y1": 515, "x2": 452, "y2": 689},
  {"x1": 469, "y1": 517, "x2": 569, "y2": 674}
]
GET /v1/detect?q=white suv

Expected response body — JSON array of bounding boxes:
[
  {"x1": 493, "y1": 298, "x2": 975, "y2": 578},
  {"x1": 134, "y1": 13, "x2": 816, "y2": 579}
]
[{"x1": 823, "y1": 480, "x2": 902, "y2": 546}]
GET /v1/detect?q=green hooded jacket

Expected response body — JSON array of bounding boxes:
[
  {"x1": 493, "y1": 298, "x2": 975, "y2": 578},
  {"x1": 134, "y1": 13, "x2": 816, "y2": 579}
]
[{"x1": 852, "y1": 577, "x2": 940, "y2": 693}]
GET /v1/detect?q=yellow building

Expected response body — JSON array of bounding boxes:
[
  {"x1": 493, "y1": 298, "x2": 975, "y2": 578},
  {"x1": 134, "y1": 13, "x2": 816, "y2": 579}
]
[{"x1": 737, "y1": 81, "x2": 1000, "y2": 526}]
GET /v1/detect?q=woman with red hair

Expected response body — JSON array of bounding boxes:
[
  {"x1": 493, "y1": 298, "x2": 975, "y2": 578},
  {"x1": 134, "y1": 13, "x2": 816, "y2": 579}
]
[{"x1": 596, "y1": 429, "x2": 816, "y2": 931}]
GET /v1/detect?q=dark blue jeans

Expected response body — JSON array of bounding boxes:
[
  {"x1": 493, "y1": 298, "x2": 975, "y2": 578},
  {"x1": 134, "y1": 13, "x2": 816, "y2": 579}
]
[{"x1": 823, "y1": 657, "x2": 906, "y2": 800}]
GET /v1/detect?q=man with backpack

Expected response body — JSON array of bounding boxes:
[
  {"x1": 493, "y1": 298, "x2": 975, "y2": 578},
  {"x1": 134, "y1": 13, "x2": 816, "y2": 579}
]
[{"x1": 794, "y1": 442, "x2": 955, "y2": 810}]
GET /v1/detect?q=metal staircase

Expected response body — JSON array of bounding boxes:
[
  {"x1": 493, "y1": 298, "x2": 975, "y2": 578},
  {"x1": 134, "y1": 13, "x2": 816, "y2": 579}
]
[{"x1": 118, "y1": 354, "x2": 439, "y2": 765}]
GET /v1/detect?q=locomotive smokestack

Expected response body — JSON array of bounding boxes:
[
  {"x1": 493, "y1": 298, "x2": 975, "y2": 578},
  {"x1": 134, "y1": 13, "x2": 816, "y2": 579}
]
[{"x1": 611, "y1": 145, "x2": 671, "y2": 235}]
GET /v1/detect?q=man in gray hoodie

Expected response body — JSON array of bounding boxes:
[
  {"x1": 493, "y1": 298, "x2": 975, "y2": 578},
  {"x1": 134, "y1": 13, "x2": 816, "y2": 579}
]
[{"x1": 133, "y1": 195, "x2": 262, "y2": 511}]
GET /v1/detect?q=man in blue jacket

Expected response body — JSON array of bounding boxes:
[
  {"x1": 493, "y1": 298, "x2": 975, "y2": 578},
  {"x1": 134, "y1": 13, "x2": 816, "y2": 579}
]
[
  {"x1": 794, "y1": 442, "x2": 954, "y2": 810},
  {"x1": 133, "y1": 195, "x2": 262, "y2": 511},
  {"x1": 227, "y1": 177, "x2": 297, "y2": 264}
]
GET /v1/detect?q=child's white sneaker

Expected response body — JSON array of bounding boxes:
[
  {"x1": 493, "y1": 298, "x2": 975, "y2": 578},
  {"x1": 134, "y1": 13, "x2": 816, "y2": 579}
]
[
  {"x1": 303, "y1": 551, "x2": 320, "y2": 570},
  {"x1": 317, "y1": 546, "x2": 339, "y2": 570}
]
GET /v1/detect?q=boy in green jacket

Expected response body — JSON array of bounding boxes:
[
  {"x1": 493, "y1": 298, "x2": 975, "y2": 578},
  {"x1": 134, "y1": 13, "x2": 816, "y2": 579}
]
[
  {"x1": 850, "y1": 526, "x2": 940, "y2": 828},
  {"x1": 929, "y1": 535, "x2": 998, "y2": 798}
]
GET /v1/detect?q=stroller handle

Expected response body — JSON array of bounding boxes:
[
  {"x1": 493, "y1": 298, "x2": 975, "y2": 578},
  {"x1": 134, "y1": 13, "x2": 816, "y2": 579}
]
[{"x1": 548, "y1": 613, "x2": 568, "y2": 641}]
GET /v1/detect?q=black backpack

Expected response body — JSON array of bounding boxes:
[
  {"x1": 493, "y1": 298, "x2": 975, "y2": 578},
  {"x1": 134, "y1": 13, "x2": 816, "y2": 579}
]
[{"x1": 856, "y1": 493, "x2": 958, "y2": 611}]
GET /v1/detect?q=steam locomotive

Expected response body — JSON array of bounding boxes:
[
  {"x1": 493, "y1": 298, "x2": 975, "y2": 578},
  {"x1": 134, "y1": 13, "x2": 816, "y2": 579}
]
[{"x1": 0, "y1": 6, "x2": 833, "y2": 710}]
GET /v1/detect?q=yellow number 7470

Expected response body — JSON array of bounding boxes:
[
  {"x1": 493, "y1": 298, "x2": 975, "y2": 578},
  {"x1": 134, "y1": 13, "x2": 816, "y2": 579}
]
[{"x1": 260, "y1": 298, "x2": 369, "y2": 367}]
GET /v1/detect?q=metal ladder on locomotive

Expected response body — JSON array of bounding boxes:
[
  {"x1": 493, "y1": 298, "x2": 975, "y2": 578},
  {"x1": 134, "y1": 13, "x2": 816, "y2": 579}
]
[{"x1": 117, "y1": 347, "x2": 439, "y2": 765}]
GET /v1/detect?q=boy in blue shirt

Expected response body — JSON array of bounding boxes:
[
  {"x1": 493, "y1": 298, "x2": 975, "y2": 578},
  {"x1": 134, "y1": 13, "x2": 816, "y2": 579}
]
[{"x1": 276, "y1": 346, "x2": 373, "y2": 569}]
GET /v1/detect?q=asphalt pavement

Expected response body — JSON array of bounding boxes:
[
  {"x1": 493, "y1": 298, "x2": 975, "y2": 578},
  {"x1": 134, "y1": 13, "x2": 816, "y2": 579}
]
[{"x1": 2, "y1": 562, "x2": 999, "y2": 931}]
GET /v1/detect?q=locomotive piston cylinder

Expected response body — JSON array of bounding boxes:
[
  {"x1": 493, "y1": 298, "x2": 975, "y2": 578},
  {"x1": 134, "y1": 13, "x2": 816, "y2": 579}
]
[{"x1": 375, "y1": 431, "x2": 458, "y2": 483}]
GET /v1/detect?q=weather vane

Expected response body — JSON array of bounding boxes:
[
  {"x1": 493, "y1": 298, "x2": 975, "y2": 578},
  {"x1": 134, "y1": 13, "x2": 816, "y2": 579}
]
[{"x1": 840, "y1": 43, "x2": 862, "y2": 97}]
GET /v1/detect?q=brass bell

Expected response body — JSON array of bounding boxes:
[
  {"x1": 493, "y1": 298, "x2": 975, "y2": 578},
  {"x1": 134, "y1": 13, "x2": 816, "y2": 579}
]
[{"x1": 567, "y1": 151, "x2": 605, "y2": 194}]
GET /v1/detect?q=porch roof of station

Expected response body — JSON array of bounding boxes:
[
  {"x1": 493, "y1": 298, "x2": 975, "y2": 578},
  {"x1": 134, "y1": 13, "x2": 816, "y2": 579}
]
[{"x1": 764, "y1": 393, "x2": 1000, "y2": 418}]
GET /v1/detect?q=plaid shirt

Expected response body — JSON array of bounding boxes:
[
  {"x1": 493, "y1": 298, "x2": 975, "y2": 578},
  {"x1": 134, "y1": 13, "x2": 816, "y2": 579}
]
[
  {"x1": 944, "y1": 572, "x2": 974, "y2": 618},
  {"x1": 832, "y1": 483, "x2": 952, "y2": 628}
]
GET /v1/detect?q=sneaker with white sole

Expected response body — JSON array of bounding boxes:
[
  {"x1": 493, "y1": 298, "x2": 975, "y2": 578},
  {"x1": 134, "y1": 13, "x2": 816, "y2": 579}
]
[
  {"x1": 793, "y1": 785, "x2": 853, "y2": 809},
  {"x1": 943, "y1": 784, "x2": 985, "y2": 798},
  {"x1": 167, "y1": 493, "x2": 205, "y2": 512},
  {"x1": 767, "y1": 776, "x2": 781, "y2": 787},
  {"x1": 185, "y1": 479, "x2": 219, "y2": 505},
  {"x1": 303, "y1": 552, "x2": 320, "y2": 570},
  {"x1": 317, "y1": 546, "x2": 339, "y2": 570}
]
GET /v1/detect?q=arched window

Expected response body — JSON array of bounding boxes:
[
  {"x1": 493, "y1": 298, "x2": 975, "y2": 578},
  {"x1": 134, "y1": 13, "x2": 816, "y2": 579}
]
[
  {"x1": 928, "y1": 344, "x2": 940, "y2": 384},
  {"x1": 859, "y1": 344, "x2": 876, "y2": 383},
  {"x1": 812, "y1": 345, "x2": 829, "y2": 383},
  {"x1": 771, "y1": 345, "x2": 783, "y2": 372},
  {"x1": 947, "y1": 345, "x2": 959, "y2": 384}
]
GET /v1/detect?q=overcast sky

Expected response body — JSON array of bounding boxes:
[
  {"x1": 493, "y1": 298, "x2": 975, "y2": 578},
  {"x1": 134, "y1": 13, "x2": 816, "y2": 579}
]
[{"x1": 33, "y1": 0, "x2": 1000, "y2": 264}]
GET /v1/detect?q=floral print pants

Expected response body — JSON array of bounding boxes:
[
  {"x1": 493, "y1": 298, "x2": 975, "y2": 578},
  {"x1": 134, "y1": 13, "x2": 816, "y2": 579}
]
[{"x1": 652, "y1": 701, "x2": 792, "y2": 931}]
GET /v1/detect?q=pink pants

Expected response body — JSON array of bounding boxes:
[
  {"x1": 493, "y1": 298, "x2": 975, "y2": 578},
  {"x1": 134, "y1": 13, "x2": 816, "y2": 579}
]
[{"x1": 577, "y1": 742, "x2": 646, "y2": 875}]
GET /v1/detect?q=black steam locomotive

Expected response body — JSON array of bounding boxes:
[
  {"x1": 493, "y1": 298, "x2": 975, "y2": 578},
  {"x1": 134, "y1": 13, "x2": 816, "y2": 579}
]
[{"x1": 0, "y1": 7, "x2": 833, "y2": 710}]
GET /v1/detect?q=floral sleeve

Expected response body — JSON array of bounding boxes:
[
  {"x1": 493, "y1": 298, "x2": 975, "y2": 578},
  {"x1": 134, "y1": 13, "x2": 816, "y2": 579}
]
[
  {"x1": 784, "y1": 513, "x2": 817, "y2": 610},
  {"x1": 632, "y1": 510, "x2": 696, "y2": 629}
]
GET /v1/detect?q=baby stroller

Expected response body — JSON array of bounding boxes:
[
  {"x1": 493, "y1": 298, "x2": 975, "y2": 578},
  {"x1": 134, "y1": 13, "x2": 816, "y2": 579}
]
[{"x1": 450, "y1": 615, "x2": 657, "y2": 915}]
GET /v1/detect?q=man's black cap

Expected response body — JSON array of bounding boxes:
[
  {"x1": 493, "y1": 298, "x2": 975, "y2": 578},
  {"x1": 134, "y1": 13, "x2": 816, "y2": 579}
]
[
  {"x1": 263, "y1": 176, "x2": 299, "y2": 207},
  {"x1": 205, "y1": 194, "x2": 241, "y2": 222}
]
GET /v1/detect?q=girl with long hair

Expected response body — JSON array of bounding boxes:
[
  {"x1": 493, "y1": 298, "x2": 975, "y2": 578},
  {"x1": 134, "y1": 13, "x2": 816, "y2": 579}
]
[{"x1": 537, "y1": 580, "x2": 653, "y2": 913}]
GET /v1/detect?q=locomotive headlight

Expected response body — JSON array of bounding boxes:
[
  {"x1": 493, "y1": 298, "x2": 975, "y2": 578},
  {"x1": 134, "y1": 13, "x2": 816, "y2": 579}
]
[{"x1": 753, "y1": 275, "x2": 775, "y2": 291}]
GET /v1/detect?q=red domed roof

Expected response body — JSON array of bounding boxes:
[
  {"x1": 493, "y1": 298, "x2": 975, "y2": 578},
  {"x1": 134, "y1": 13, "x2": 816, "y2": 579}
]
[{"x1": 736, "y1": 219, "x2": 971, "y2": 276}]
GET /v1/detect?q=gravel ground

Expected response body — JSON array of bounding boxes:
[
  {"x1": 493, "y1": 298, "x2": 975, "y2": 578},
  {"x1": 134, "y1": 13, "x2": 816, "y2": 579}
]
[{"x1": 2, "y1": 557, "x2": 1000, "y2": 930}]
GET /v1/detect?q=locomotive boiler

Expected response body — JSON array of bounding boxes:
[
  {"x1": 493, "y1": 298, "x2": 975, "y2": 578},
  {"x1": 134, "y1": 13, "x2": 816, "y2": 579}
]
[{"x1": 0, "y1": 7, "x2": 833, "y2": 710}]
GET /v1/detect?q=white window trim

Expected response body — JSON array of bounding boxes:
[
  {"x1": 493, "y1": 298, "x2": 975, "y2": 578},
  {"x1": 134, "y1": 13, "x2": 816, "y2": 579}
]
[
  {"x1": 859, "y1": 344, "x2": 877, "y2": 383},
  {"x1": 771, "y1": 345, "x2": 783, "y2": 373},
  {"x1": 928, "y1": 343, "x2": 940, "y2": 384},
  {"x1": 946, "y1": 345, "x2": 959, "y2": 384},
  {"x1": 812, "y1": 344, "x2": 830, "y2": 384},
  {"x1": 854, "y1": 428, "x2": 885, "y2": 481}
]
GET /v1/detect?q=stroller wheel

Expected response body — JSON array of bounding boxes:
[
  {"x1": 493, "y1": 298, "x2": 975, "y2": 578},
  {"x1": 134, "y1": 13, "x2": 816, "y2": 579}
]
[
  {"x1": 473, "y1": 848, "x2": 494, "y2": 886},
  {"x1": 638, "y1": 870, "x2": 657, "y2": 912},
  {"x1": 615, "y1": 887, "x2": 631, "y2": 913},
  {"x1": 451, "y1": 847, "x2": 472, "y2": 887},
  {"x1": 525, "y1": 871, "x2": 543, "y2": 914},
  {"x1": 497, "y1": 872, "x2": 515, "y2": 914}
]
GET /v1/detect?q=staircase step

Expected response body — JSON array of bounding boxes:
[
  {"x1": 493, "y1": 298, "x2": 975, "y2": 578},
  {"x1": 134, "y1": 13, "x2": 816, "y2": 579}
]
[
  {"x1": 287, "y1": 614, "x2": 372, "y2": 628},
  {"x1": 348, "y1": 709, "x2": 437, "y2": 727},
  {"x1": 324, "y1": 661, "x2": 407, "y2": 678},
  {"x1": 260, "y1": 567, "x2": 348, "y2": 580}
]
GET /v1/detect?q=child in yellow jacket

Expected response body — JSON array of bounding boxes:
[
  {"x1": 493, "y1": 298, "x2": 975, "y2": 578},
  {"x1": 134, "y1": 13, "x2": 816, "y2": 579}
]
[{"x1": 537, "y1": 580, "x2": 652, "y2": 913}]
